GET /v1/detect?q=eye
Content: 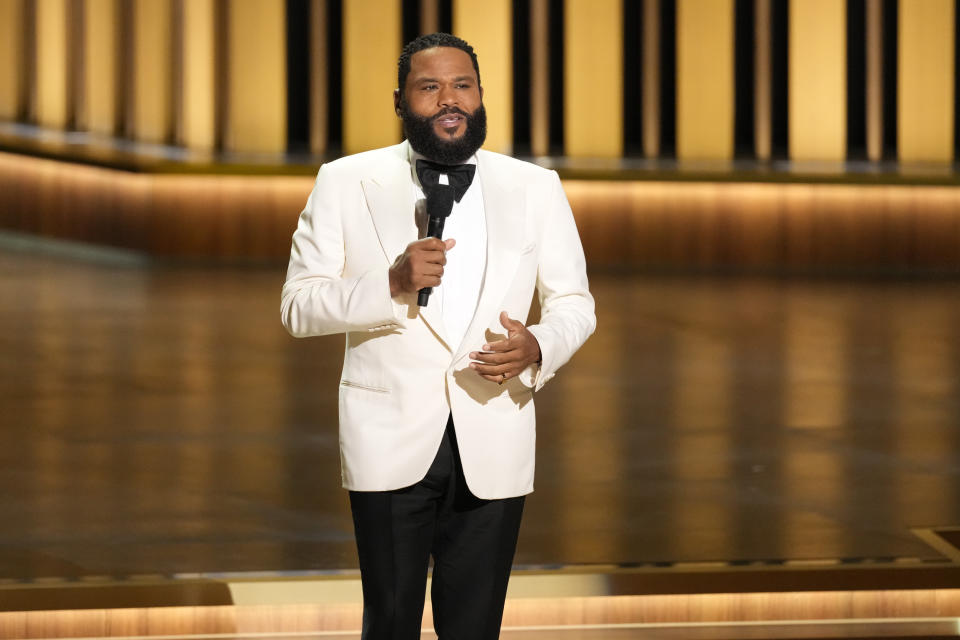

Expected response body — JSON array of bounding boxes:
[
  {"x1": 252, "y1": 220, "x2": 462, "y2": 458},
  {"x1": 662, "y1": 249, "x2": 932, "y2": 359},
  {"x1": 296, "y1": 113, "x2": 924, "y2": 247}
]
[{"x1": 421, "y1": 84, "x2": 438, "y2": 91}]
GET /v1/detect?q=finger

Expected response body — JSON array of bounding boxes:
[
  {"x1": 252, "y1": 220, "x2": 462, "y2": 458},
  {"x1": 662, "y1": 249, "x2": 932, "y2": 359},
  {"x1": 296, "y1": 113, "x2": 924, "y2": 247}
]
[
  {"x1": 417, "y1": 237, "x2": 447, "y2": 251},
  {"x1": 418, "y1": 263, "x2": 444, "y2": 277},
  {"x1": 416, "y1": 274, "x2": 442, "y2": 288},
  {"x1": 415, "y1": 250, "x2": 447, "y2": 266},
  {"x1": 470, "y1": 361, "x2": 517, "y2": 378},
  {"x1": 469, "y1": 349, "x2": 518, "y2": 365},
  {"x1": 473, "y1": 338, "x2": 515, "y2": 354},
  {"x1": 480, "y1": 373, "x2": 512, "y2": 383},
  {"x1": 473, "y1": 365, "x2": 524, "y2": 384},
  {"x1": 444, "y1": 238, "x2": 456, "y2": 250}
]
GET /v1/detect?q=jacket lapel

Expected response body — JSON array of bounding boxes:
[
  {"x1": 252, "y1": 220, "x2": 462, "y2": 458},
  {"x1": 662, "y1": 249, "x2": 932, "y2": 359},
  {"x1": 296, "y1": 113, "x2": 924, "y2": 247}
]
[
  {"x1": 452, "y1": 151, "x2": 526, "y2": 363},
  {"x1": 361, "y1": 143, "x2": 449, "y2": 348}
]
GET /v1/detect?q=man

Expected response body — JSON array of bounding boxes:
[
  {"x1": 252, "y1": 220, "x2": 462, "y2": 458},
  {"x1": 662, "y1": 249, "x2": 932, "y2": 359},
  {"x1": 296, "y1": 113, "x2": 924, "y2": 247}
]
[{"x1": 281, "y1": 33, "x2": 594, "y2": 639}]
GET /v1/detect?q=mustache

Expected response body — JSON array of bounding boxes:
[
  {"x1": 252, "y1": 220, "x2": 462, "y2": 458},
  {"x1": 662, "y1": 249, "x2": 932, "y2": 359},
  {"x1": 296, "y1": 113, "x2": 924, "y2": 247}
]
[{"x1": 429, "y1": 107, "x2": 470, "y2": 122}]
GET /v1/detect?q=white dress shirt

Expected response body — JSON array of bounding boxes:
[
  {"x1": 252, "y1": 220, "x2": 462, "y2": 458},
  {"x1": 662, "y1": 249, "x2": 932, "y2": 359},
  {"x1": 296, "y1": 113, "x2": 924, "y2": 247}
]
[{"x1": 408, "y1": 147, "x2": 486, "y2": 353}]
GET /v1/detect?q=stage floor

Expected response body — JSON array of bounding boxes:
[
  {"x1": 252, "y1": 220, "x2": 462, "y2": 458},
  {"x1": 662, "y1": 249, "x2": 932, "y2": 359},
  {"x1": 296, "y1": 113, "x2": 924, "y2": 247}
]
[{"x1": 2, "y1": 233, "x2": 960, "y2": 582}]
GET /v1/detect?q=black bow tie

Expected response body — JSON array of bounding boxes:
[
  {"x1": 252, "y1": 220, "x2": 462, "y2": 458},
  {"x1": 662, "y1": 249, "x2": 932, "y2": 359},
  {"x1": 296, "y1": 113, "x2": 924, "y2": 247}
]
[{"x1": 416, "y1": 159, "x2": 476, "y2": 203}]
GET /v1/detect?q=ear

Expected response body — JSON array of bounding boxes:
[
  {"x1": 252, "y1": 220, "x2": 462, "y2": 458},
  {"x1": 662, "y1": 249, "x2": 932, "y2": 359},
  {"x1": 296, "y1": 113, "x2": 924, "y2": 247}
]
[{"x1": 393, "y1": 89, "x2": 401, "y2": 116}]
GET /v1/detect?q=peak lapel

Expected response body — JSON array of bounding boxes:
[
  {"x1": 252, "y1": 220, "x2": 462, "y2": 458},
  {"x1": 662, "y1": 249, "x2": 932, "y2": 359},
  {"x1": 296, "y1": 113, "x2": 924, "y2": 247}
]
[
  {"x1": 361, "y1": 175, "x2": 414, "y2": 269},
  {"x1": 360, "y1": 149, "x2": 449, "y2": 349}
]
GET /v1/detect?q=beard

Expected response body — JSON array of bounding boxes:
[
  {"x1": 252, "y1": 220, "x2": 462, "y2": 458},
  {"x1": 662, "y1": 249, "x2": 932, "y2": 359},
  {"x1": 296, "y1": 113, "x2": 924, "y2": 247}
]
[{"x1": 399, "y1": 100, "x2": 487, "y2": 165}]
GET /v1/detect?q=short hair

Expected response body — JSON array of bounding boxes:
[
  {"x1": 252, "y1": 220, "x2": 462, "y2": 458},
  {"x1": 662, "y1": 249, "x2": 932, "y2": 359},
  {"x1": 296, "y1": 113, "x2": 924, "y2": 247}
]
[{"x1": 397, "y1": 33, "x2": 481, "y2": 92}]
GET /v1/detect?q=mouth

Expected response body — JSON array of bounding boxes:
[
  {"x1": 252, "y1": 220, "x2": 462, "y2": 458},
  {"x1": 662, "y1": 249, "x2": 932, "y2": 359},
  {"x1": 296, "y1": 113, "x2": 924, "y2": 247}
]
[{"x1": 433, "y1": 112, "x2": 466, "y2": 132}]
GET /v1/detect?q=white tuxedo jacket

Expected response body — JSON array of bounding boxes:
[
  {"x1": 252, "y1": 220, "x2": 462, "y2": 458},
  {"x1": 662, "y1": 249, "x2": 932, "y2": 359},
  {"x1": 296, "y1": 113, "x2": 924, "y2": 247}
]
[{"x1": 281, "y1": 141, "x2": 595, "y2": 499}]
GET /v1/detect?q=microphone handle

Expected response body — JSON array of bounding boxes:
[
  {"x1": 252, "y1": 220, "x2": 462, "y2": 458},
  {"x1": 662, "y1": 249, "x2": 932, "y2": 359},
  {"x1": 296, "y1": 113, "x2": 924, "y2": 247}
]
[{"x1": 417, "y1": 216, "x2": 446, "y2": 307}]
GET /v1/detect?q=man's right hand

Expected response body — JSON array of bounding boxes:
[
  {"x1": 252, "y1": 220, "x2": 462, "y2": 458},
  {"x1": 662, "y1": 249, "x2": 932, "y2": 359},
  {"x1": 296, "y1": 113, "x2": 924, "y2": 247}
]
[{"x1": 389, "y1": 237, "x2": 456, "y2": 297}]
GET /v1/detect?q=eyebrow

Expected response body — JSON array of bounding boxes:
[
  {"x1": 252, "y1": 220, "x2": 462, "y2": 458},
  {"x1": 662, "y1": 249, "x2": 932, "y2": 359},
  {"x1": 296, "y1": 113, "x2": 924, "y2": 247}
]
[{"x1": 414, "y1": 76, "x2": 475, "y2": 84}]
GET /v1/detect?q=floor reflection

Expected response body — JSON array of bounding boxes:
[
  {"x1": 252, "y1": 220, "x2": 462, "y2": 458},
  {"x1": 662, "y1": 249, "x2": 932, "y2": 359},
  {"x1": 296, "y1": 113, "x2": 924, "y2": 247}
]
[{"x1": 1, "y1": 244, "x2": 959, "y2": 579}]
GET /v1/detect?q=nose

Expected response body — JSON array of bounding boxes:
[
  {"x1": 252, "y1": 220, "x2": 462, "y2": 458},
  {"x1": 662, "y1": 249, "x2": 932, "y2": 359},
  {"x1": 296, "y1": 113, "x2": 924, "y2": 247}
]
[{"x1": 437, "y1": 84, "x2": 458, "y2": 108}]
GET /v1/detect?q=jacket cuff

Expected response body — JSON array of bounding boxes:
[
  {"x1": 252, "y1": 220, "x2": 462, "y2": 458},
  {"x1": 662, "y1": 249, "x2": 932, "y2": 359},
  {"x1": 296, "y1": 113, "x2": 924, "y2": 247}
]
[
  {"x1": 359, "y1": 268, "x2": 404, "y2": 332},
  {"x1": 518, "y1": 324, "x2": 555, "y2": 391}
]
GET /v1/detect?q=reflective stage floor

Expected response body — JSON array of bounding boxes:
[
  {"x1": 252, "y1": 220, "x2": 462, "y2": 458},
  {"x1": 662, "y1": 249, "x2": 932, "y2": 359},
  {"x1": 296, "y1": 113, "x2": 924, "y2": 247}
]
[{"x1": 2, "y1": 234, "x2": 960, "y2": 583}]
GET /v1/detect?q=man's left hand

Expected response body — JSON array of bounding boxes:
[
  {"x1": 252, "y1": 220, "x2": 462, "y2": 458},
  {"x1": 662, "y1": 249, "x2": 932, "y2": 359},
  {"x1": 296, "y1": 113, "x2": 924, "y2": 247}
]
[{"x1": 469, "y1": 311, "x2": 541, "y2": 384}]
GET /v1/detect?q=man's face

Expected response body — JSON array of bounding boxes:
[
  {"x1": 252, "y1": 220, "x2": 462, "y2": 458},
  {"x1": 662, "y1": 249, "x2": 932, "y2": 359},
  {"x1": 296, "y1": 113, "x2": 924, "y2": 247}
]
[{"x1": 395, "y1": 46, "x2": 486, "y2": 164}]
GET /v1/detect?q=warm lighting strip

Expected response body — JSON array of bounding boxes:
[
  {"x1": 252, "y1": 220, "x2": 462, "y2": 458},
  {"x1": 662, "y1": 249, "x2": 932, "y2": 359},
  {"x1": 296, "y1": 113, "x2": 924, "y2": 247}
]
[
  {"x1": 564, "y1": 0, "x2": 623, "y2": 157},
  {"x1": 453, "y1": 0, "x2": 513, "y2": 154},
  {"x1": 4, "y1": 619, "x2": 960, "y2": 640},
  {"x1": 0, "y1": 590, "x2": 959, "y2": 638},
  {"x1": 2, "y1": 152, "x2": 960, "y2": 269},
  {"x1": 676, "y1": 0, "x2": 734, "y2": 160},
  {"x1": 898, "y1": 0, "x2": 955, "y2": 163},
  {"x1": 342, "y1": 0, "x2": 401, "y2": 154},
  {"x1": 789, "y1": 0, "x2": 847, "y2": 161}
]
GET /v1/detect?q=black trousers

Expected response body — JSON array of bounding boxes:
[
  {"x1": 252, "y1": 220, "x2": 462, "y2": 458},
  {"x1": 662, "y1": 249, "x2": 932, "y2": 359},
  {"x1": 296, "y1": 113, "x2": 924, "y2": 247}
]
[{"x1": 349, "y1": 417, "x2": 525, "y2": 640}]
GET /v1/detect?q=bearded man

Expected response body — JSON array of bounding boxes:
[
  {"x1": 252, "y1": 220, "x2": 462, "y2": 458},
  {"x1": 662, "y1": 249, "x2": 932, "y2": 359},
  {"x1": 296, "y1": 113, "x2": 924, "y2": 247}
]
[{"x1": 281, "y1": 33, "x2": 595, "y2": 640}]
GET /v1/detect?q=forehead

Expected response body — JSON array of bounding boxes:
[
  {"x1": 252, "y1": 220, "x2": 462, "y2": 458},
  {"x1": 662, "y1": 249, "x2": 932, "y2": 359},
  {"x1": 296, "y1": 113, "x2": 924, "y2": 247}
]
[{"x1": 407, "y1": 47, "x2": 477, "y2": 83}]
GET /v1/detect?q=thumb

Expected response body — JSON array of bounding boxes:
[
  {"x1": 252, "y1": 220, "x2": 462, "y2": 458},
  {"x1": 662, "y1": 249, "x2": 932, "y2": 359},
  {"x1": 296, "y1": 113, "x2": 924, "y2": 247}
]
[
  {"x1": 500, "y1": 311, "x2": 522, "y2": 333},
  {"x1": 444, "y1": 238, "x2": 456, "y2": 251}
]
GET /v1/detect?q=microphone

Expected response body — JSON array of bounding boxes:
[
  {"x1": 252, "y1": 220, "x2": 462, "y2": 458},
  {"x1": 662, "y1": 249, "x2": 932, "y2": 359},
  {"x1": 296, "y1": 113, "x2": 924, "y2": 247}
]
[{"x1": 418, "y1": 183, "x2": 456, "y2": 307}]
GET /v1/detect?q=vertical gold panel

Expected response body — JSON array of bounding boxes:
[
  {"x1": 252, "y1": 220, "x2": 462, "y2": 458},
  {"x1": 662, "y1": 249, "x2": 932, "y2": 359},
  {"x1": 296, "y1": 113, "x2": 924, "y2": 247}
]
[
  {"x1": 419, "y1": 0, "x2": 438, "y2": 35},
  {"x1": 899, "y1": 0, "x2": 954, "y2": 163},
  {"x1": 310, "y1": 0, "x2": 328, "y2": 155},
  {"x1": 866, "y1": 0, "x2": 882, "y2": 161},
  {"x1": 754, "y1": 0, "x2": 771, "y2": 160},
  {"x1": 565, "y1": 0, "x2": 623, "y2": 157},
  {"x1": 180, "y1": 0, "x2": 215, "y2": 150},
  {"x1": 454, "y1": 0, "x2": 512, "y2": 154},
  {"x1": 0, "y1": 0, "x2": 25, "y2": 120},
  {"x1": 642, "y1": 0, "x2": 660, "y2": 158},
  {"x1": 789, "y1": 0, "x2": 846, "y2": 161},
  {"x1": 36, "y1": 0, "x2": 69, "y2": 128},
  {"x1": 132, "y1": 0, "x2": 172, "y2": 143},
  {"x1": 67, "y1": 0, "x2": 83, "y2": 129},
  {"x1": 530, "y1": 0, "x2": 549, "y2": 156},
  {"x1": 224, "y1": 0, "x2": 286, "y2": 154},
  {"x1": 343, "y1": 0, "x2": 400, "y2": 154},
  {"x1": 84, "y1": 0, "x2": 118, "y2": 135},
  {"x1": 677, "y1": 0, "x2": 734, "y2": 160}
]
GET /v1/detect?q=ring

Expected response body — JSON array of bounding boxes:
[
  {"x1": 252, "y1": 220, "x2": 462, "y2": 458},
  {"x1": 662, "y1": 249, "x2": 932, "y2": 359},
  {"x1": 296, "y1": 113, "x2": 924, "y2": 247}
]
[{"x1": 498, "y1": 373, "x2": 506, "y2": 385}]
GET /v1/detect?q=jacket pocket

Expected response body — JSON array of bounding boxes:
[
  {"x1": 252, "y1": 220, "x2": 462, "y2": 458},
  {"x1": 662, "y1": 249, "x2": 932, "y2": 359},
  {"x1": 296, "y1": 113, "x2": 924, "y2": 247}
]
[{"x1": 340, "y1": 380, "x2": 390, "y2": 394}]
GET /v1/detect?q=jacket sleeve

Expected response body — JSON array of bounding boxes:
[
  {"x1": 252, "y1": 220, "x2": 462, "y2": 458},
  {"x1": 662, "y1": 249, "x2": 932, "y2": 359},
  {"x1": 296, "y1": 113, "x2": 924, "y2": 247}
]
[
  {"x1": 281, "y1": 164, "x2": 402, "y2": 338},
  {"x1": 525, "y1": 171, "x2": 596, "y2": 392}
]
